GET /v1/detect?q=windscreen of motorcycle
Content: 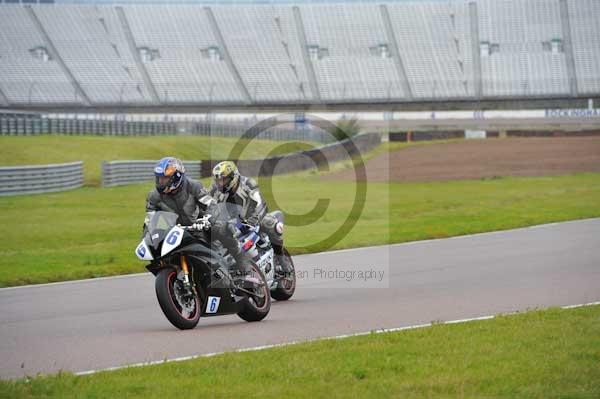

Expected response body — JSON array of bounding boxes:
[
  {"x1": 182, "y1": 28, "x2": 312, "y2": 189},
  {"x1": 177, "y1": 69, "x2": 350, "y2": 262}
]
[{"x1": 144, "y1": 211, "x2": 179, "y2": 251}]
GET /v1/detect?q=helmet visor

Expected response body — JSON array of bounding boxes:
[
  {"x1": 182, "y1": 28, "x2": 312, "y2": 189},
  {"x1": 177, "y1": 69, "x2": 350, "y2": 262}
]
[
  {"x1": 157, "y1": 176, "x2": 171, "y2": 187},
  {"x1": 155, "y1": 175, "x2": 174, "y2": 193},
  {"x1": 215, "y1": 175, "x2": 232, "y2": 192}
]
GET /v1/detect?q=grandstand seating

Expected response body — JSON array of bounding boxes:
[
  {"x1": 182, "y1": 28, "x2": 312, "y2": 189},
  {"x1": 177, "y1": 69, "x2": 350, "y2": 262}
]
[
  {"x1": 35, "y1": 5, "x2": 153, "y2": 103},
  {"x1": 567, "y1": 0, "x2": 600, "y2": 94},
  {"x1": 0, "y1": 0, "x2": 598, "y2": 106},
  {"x1": 0, "y1": 6, "x2": 74, "y2": 104},
  {"x1": 212, "y1": 5, "x2": 313, "y2": 102},
  {"x1": 478, "y1": 0, "x2": 570, "y2": 96},
  {"x1": 301, "y1": 3, "x2": 405, "y2": 101},
  {"x1": 387, "y1": 1, "x2": 474, "y2": 98},
  {"x1": 125, "y1": 5, "x2": 243, "y2": 103}
]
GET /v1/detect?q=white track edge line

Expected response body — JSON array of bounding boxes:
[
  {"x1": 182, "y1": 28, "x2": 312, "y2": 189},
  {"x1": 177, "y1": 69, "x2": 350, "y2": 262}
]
[
  {"x1": 0, "y1": 272, "x2": 149, "y2": 291},
  {"x1": 72, "y1": 300, "x2": 600, "y2": 377},
  {"x1": 3, "y1": 217, "x2": 599, "y2": 292}
]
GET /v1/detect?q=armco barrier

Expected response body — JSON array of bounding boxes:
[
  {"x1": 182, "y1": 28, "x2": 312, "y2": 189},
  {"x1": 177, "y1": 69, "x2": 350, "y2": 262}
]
[
  {"x1": 0, "y1": 161, "x2": 83, "y2": 196},
  {"x1": 102, "y1": 160, "x2": 202, "y2": 187},
  {"x1": 202, "y1": 133, "x2": 382, "y2": 177}
]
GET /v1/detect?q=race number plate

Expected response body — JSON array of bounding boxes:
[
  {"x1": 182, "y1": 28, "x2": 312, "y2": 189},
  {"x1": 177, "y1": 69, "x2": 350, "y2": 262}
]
[{"x1": 205, "y1": 296, "x2": 221, "y2": 314}]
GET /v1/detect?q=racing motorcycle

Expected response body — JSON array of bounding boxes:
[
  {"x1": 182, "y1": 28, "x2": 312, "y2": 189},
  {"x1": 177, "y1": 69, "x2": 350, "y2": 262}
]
[
  {"x1": 135, "y1": 208, "x2": 271, "y2": 330},
  {"x1": 235, "y1": 208, "x2": 296, "y2": 301}
]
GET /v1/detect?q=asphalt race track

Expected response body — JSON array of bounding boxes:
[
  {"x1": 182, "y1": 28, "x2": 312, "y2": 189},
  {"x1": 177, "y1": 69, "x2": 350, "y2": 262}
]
[{"x1": 1, "y1": 219, "x2": 599, "y2": 379}]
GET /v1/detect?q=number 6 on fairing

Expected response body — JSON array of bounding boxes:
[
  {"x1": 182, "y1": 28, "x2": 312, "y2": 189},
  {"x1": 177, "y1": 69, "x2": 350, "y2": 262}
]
[
  {"x1": 166, "y1": 230, "x2": 180, "y2": 245},
  {"x1": 161, "y1": 226, "x2": 184, "y2": 257},
  {"x1": 206, "y1": 296, "x2": 220, "y2": 314}
]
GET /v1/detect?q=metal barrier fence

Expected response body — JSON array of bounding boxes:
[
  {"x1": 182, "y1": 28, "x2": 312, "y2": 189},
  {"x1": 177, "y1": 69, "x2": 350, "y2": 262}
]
[
  {"x1": 102, "y1": 160, "x2": 202, "y2": 188},
  {"x1": 0, "y1": 117, "x2": 177, "y2": 136},
  {"x1": 0, "y1": 113, "x2": 332, "y2": 143},
  {"x1": 0, "y1": 161, "x2": 83, "y2": 196}
]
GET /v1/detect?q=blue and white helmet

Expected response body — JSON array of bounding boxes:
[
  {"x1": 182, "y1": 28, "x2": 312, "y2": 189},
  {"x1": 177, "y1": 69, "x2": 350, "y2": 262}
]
[{"x1": 154, "y1": 157, "x2": 185, "y2": 194}]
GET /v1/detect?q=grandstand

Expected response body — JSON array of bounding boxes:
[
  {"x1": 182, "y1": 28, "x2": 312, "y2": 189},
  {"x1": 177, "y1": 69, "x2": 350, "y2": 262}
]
[{"x1": 0, "y1": 0, "x2": 599, "y2": 110}]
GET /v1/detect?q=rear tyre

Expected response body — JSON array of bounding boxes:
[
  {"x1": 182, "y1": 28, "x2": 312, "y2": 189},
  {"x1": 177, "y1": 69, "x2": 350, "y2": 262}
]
[
  {"x1": 155, "y1": 268, "x2": 200, "y2": 330},
  {"x1": 237, "y1": 263, "x2": 271, "y2": 322},
  {"x1": 271, "y1": 249, "x2": 296, "y2": 301}
]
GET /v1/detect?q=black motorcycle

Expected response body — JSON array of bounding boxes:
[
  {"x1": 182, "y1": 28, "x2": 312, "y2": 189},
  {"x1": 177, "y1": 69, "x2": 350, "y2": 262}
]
[{"x1": 135, "y1": 210, "x2": 270, "y2": 330}]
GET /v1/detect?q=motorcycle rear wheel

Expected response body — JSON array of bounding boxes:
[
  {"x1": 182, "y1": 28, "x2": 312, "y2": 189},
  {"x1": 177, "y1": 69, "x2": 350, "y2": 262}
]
[
  {"x1": 237, "y1": 263, "x2": 271, "y2": 322},
  {"x1": 271, "y1": 249, "x2": 296, "y2": 301}
]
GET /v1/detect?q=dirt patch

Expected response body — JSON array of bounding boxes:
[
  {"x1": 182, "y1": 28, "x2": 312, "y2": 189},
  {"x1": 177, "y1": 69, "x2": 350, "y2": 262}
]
[{"x1": 326, "y1": 137, "x2": 600, "y2": 182}]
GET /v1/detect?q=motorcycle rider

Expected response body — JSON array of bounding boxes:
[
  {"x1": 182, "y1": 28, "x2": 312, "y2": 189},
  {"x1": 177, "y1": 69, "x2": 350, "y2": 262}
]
[
  {"x1": 210, "y1": 161, "x2": 292, "y2": 275},
  {"x1": 145, "y1": 157, "x2": 255, "y2": 284}
]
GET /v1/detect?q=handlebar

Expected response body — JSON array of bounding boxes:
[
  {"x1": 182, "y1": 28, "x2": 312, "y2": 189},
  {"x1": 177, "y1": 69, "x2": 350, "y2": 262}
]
[
  {"x1": 178, "y1": 215, "x2": 259, "y2": 234},
  {"x1": 179, "y1": 215, "x2": 212, "y2": 232}
]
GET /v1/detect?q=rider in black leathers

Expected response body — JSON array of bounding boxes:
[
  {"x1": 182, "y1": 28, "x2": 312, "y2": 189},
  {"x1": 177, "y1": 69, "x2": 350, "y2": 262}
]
[{"x1": 145, "y1": 157, "x2": 254, "y2": 279}]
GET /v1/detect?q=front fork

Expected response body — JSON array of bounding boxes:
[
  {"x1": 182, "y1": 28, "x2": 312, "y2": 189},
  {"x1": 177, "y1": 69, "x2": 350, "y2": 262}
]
[
  {"x1": 180, "y1": 255, "x2": 191, "y2": 288},
  {"x1": 180, "y1": 254, "x2": 199, "y2": 300}
]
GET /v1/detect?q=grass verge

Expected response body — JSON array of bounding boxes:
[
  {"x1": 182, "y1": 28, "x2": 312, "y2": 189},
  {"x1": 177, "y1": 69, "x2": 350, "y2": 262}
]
[
  {"x1": 1, "y1": 304, "x2": 598, "y2": 398},
  {"x1": 0, "y1": 135, "x2": 316, "y2": 186},
  {"x1": 0, "y1": 173, "x2": 599, "y2": 287}
]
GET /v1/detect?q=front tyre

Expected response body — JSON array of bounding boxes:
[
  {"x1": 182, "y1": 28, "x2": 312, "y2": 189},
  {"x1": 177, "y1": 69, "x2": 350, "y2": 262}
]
[
  {"x1": 237, "y1": 263, "x2": 271, "y2": 322},
  {"x1": 155, "y1": 268, "x2": 200, "y2": 330}
]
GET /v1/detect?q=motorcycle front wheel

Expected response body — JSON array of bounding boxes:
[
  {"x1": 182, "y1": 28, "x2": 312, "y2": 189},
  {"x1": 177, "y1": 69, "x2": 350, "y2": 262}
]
[{"x1": 155, "y1": 267, "x2": 201, "y2": 330}]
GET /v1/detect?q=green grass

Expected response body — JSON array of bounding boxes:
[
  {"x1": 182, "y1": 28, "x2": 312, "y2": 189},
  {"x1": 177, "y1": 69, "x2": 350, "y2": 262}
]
[
  {"x1": 0, "y1": 135, "x2": 317, "y2": 186},
  {"x1": 1, "y1": 172, "x2": 599, "y2": 287},
  {"x1": 2, "y1": 304, "x2": 598, "y2": 398}
]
